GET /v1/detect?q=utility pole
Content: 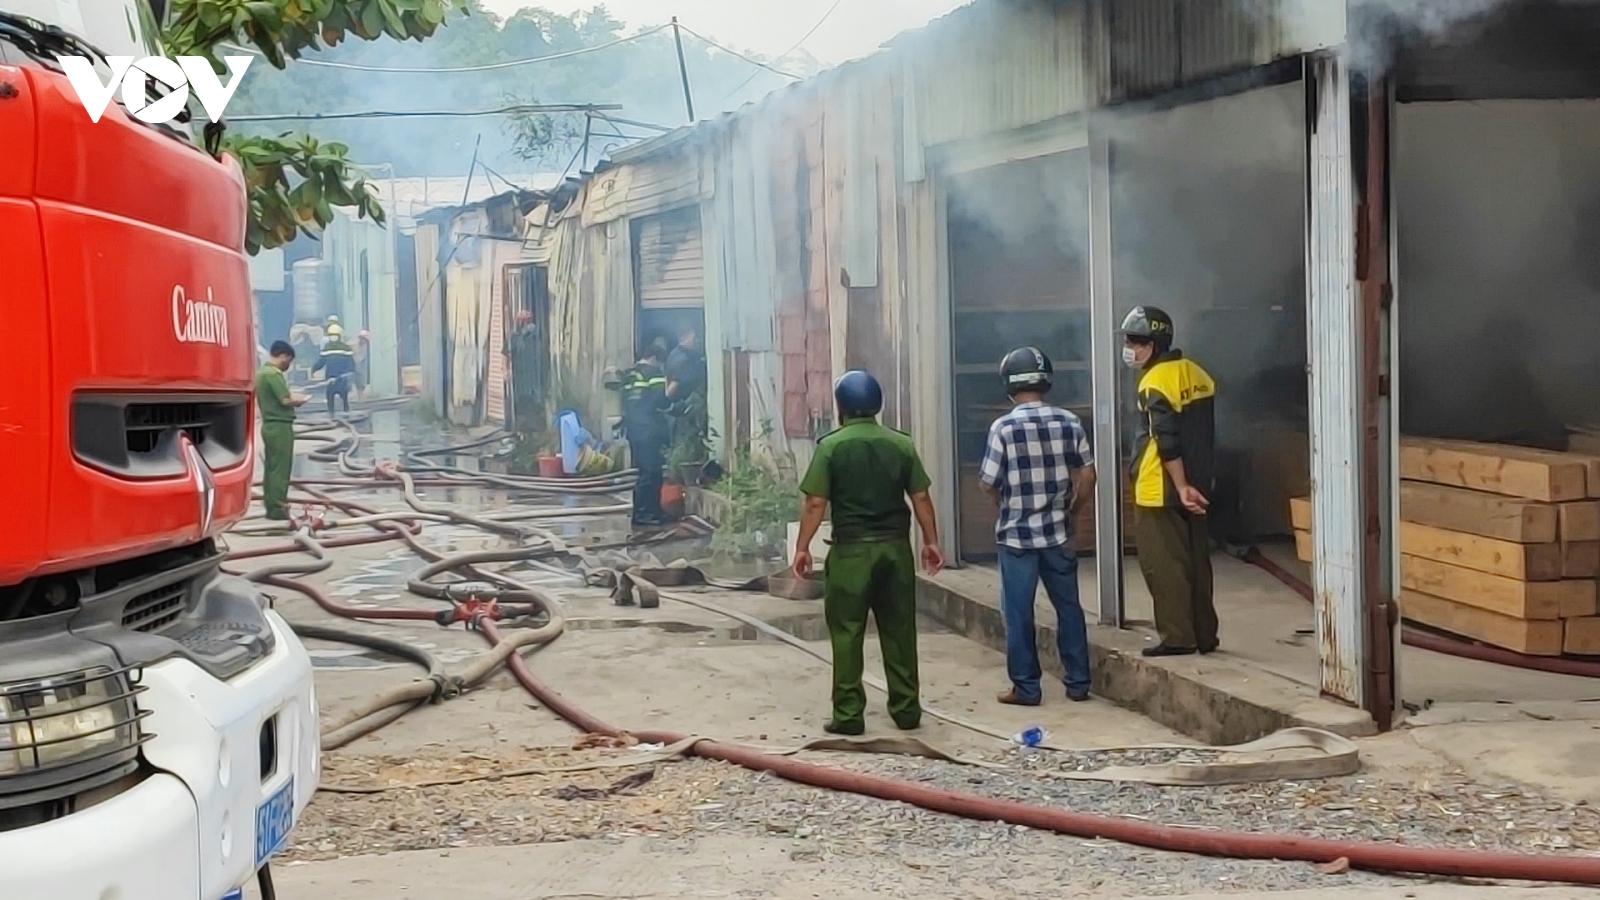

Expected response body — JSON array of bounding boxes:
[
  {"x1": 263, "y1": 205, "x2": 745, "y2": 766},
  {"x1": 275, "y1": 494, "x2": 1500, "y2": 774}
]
[
  {"x1": 581, "y1": 112, "x2": 593, "y2": 171},
  {"x1": 460, "y1": 133, "x2": 482, "y2": 207},
  {"x1": 671, "y1": 16, "x2": 695, "y2": 122}
]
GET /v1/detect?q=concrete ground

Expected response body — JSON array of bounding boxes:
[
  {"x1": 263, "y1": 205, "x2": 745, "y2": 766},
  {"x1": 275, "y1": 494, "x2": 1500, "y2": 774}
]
[
  {"x1": 229, "y1": 420, "x2": 1600, "y2": 898},
  {"x1": 271, "y1": 840, "x2": 1599, "y2": 900},
  {"x1": 1055, "y1": 548, "x2": 1600, "y2": 803}
]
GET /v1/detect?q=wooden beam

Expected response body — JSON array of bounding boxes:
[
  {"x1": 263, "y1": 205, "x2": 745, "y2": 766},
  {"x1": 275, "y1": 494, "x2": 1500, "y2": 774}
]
[
  {"x1": 1400, "y1": 521, "x2": 1563, "y2": 581},
  {"x1": 1294, "y1": 529, "x2": 1313, "y2": 564},
  {"x1": 1562, "y1": 541, "x2": 1600, "y2": 580},
  {"x1": 1565, "y1": 617, "x2": 1600, "y2": 656},
  {"x1": 1398, "y1": 554, "x2": 1588, "y2": 620},
  {"x1": 1401, "y1": 439, "x2": 1587, "y2": 502},
  {"x1": 1402, "y1": 590, "x2": 1564, "y2": 656},
  {"x1": 1400, "y1": 482, "x2": 1558, "y2": 544},
  {"x1": 1560, "y1": 502, "x2": 1600, "y2": 542},
  {"x1": 1290, "y1": 496, "x2": 1312, "y2": 532}
]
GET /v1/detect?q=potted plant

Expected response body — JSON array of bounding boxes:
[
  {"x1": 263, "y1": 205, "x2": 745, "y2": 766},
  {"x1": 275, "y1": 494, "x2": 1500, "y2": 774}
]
[{"x1": 667, "y1": 392, "x2": 715, "y2": 486}]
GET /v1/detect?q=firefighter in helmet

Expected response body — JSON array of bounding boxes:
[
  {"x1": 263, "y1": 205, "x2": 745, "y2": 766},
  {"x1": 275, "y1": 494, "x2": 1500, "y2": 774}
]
[
  {"x1": 793, "y1": 370, "x2": 945, "y2": 735},
  {"x1": 620, "y1": 339, "x2": 672, "y2": 529},
  {"x1": 1122, "y1": 306, "x2": 1220, "y2": 658},
  {"x1": 310, "y1": 322, "x2": 356, "y2": 414}
]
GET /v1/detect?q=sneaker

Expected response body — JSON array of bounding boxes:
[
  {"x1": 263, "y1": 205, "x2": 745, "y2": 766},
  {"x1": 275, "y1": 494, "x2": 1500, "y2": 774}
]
[{"x1": 1067, "y1": 690, "x2": 1091, "y2": 703}]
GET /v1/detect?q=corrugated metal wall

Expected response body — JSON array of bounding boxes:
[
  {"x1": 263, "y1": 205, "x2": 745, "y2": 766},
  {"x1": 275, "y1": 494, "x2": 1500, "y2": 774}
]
[
  {"x1": 413, "y1": 222, "x2": 446, "y2": 416},
  {"x1": 1305, "y1": 53, "x2": 1365, "y2": 706},
  {"x1": 484, "y1": 241, "x2": 513, "y2": 425},
  {"x1": 902, "y1": 173, "x2": 959, "y2": 563},
  {"x1": 324, "y1": 210, "x2": 399, "y2": 397},
  {"x1": 580, "y1": 150, "x2": 707, "y2": 226},
  {"x1": 905, "y1": 0, "x2": 1090, "y2": 149},
  {"x1": 1089, "y1": 0, "x2": 1326, "y2": 104},
  {"x1": 544, "y1": 192, "x2": 636, "y2": 435},
  {"x1": 902, "y1": 0, "x2": 1088, "y2": 152}
]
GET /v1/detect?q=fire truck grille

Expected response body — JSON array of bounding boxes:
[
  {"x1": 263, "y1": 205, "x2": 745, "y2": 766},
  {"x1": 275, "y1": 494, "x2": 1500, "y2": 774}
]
[
  {"x1": 72, "y1": 393, "x2": 248, "y2": 478},
  {"x1": 120, "y1": 582, "x2": 189, "y2": 633},
  {"x1": 124, "y1": 403, "x2": 210, "y2": 454}
]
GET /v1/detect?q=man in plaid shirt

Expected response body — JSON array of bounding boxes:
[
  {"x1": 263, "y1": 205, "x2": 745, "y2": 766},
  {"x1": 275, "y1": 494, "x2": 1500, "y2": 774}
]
[{"x1": 980, "y1": 347, "x2": 1098, "y2": 706}]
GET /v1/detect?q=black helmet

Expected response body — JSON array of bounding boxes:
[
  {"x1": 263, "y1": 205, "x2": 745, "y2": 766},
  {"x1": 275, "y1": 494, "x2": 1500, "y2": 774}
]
[
  {"x1": 834, "y1": 370, "x2": 883, "y2": 419},
  {"x1": 1120, "y1": 306, "x2": 1175, "y2": 347},
  {"x1": 999, "y1": 347, "x2": 1053, "y2": 395}
]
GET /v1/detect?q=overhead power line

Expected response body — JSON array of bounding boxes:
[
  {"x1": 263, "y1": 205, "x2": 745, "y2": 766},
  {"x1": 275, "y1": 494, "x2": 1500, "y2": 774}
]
[
  {"x1": 229, "y1": 103, "x2": 623, "y2": 122},
  {"x1": 674, "y1": 23, "x2": 802, "y2": 81},
  {"x1": 222, "y1": 26, "x2": 666, "y2": 74},
  {"x1": 724, "y1": 0, "x2": 839, "y2": 100}
]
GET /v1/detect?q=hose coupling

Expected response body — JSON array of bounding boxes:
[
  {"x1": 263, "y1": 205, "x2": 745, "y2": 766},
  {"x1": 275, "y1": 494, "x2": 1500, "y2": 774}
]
[{"x1": 427, "y1": 673, "x2": 463, "y2": 703}]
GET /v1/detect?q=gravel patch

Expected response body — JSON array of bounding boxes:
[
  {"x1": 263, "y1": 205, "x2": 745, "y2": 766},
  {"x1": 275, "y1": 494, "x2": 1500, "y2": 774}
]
[{"x1": 283, "y1": 740, "x2": 1600, "y2": 897}]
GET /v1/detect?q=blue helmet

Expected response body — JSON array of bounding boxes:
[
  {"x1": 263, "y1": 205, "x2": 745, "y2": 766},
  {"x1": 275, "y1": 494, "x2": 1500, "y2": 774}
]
[{"x1": 833, "y1": 370, "x2": 883, "y2": 419}]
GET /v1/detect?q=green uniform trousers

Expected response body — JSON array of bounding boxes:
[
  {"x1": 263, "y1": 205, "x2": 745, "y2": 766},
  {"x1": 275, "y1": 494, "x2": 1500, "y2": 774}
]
[
  {"x1": 1135, "y1": 506, "x2": 1218, "y2": 651},
  {"x1": 261, "y1": 421, "x2": 296, "y2": 516},
  {"x1": 823, "y1": 538, "x2": 921, "y2": 729}
]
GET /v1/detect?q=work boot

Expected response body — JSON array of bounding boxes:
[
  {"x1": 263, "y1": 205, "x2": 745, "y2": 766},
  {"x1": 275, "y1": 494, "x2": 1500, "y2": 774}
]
[
  {"x1": 823, "y1": 719, "x2": 865, "y2": 736},
  {"x1": 997, "y1": 689, "x2": 1041, "y2": 707},
  {"x1": 1141, "y1": 644, "x2": 1198, "y2": 658},
  {"x1": 265, "y1": 509, "x2": 290, "y2": 521},
  {"x1": 892, "y1": 716, "x2": 922, "y2": 731},
  {"x1": 1066, "y1": 689, "x2": 1091, "y2": 703}
]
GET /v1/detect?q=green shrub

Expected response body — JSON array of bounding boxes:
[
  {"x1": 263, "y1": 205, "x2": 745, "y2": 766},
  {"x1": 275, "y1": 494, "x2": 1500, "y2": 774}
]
[{"x1": 709, "y1": 430, "x2": 800, "y2": 558}]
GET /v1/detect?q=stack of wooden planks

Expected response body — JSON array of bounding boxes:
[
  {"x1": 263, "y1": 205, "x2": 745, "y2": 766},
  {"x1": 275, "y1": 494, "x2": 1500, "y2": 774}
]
[{"x1": 1291, "y1": 437, "x2": 1600, "y2": 657}]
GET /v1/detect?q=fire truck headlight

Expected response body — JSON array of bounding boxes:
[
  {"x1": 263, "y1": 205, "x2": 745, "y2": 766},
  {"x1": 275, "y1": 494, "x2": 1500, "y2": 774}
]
[{"x1": 0, "y1": 668, "x2": 144, "y2": 777}]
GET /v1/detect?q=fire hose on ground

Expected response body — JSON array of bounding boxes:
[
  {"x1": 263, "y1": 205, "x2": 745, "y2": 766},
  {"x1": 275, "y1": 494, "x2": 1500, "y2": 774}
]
[
  {"x1": 305, "y1": 422, "x2": 641, "y2": 496},
  {"x1": 231, "y1": 440, "x2": 1600, "y2": 884}
]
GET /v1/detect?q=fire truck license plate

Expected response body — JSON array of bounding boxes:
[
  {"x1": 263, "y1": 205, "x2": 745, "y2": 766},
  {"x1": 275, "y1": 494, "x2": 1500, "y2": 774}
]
[{"x1": 255, "y1": 777, "x2": 296, "y2": 866}]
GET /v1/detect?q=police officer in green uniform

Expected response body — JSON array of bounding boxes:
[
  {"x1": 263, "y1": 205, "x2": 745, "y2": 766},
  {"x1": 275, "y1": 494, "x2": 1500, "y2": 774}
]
[
  {"x1": 256, "y1": 341, "x2": 307, "y2": 520},
  {"x1": 793, "y1": 370, "x2": 945, "y2": 735}
]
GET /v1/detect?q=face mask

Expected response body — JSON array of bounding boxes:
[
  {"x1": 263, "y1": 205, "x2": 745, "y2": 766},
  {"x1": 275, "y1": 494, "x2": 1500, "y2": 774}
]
[{"x1": 1121, "y1": 345, "x2": 1141, "y2": 369}]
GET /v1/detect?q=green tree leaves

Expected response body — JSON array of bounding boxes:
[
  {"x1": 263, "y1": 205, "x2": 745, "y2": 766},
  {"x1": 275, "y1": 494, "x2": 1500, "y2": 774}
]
[
  {"x1": 227, "y1": 130, "x2": 386, "y2": 254},
  {"x1": 165, "y1": 0, "x2": 460, "y2": 66}
]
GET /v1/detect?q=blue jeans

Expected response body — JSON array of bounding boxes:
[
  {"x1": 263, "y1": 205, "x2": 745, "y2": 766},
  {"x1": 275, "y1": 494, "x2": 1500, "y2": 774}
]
[{"x1": 999, "y1": 545, "x2": 1091, "y2": 702}]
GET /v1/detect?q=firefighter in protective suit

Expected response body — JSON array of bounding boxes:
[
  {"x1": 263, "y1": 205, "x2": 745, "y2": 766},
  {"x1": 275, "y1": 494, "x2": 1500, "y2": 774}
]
[
  {"x1": 311, "y1": 323, "x2": 357, "y2": 414},
  {"x1": 793, "y1": 371, "x2": 945, "y2": 735},
  {"x1": 1121, "y1": 306, "x2": 1220, "y2": 658},
  {"x1": 621, "y1": 341, "x2": 672, "y2": 529}
]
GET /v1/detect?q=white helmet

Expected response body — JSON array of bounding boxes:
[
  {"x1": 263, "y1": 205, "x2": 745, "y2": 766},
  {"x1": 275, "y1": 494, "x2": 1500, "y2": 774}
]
[{"x1": 326, "y1": 323, "x2": 344, "y2": 339}]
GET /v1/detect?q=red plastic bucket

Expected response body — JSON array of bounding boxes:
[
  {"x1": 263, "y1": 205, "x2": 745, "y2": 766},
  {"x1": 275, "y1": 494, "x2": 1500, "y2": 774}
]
[
  {"x1": 537, "y1": 455, "x2": 564, "y2": 478},
  {"x1": 661, "y1": 483, "x2": 686, "y2": 518}
]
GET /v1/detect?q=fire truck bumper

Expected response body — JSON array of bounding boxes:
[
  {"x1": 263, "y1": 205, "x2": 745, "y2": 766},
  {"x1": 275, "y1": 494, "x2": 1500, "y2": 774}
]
[{"x1": 0, "y1": 609, "x2": 319, "y2": 900}]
